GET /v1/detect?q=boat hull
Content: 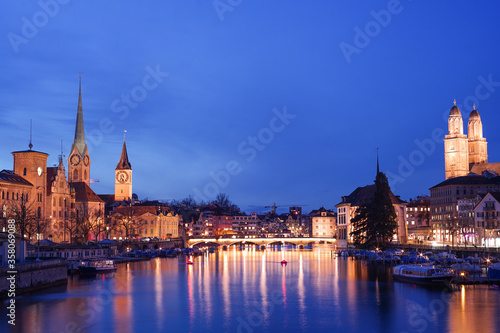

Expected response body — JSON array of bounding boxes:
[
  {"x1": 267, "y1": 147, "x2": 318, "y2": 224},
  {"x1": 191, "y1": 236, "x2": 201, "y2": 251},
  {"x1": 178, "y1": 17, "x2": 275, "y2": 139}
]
[
  {"x1": 393, "y1": 274, "x2": 454, "y2": 287},
  {"x1": 78, "y1": 266, "x2": 117, "y2": 274}
]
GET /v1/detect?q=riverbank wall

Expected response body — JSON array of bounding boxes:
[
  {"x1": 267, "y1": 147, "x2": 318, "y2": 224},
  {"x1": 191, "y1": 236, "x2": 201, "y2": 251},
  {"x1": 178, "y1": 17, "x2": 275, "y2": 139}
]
[{"x1": 0, "y1": 259, "x2": 67, "y2": 298}]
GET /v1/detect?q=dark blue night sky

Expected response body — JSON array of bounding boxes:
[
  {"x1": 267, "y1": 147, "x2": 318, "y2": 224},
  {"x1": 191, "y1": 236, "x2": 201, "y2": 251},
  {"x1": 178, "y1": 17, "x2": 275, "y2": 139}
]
[{"x1": 2, "y1": 1, "x2": 500, "y2": 213}]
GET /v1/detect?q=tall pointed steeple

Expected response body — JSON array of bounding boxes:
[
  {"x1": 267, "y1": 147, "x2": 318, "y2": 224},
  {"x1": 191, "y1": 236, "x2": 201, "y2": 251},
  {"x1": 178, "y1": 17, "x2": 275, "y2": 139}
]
[
  {"x1": 376, "y1": 148, "x2": 380, "y2": 175},
  {"x1": 72, "y1": 75, "x2": 87, "y2": 155},
  {"x1": 115, "y1": 131, "x2": 132, "y2": 201},
  {"x1": 68, "y1": 74, "x2": 91, "y2": 185},
  {"x1": 116, "y1": 132, "x2": 132, "y2": 170}
]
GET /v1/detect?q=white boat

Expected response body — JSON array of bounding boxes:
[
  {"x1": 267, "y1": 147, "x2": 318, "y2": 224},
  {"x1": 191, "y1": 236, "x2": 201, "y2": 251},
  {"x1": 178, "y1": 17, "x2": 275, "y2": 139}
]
[
  {"x1": 78, "y1": 259, "x2": 117, "y2": 274},
  {"x1": 393, "y1": 265, "x2": 454, "y2": 287}
]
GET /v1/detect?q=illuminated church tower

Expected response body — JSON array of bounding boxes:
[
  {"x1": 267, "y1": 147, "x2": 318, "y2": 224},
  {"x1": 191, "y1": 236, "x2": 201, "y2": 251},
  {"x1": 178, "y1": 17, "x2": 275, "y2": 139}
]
[
  {"x1": 68, "y1": 77, "x2": 90, "y2": 185},
  {"x1": 115, "y1": 133, "x2": 132, "y2": 201},
  {"x1": 467, "y1": 105, "x2": 488, "y2": 168},
  {"x1": 444, "y1": 100, "x2": 469, "y2": 179}
]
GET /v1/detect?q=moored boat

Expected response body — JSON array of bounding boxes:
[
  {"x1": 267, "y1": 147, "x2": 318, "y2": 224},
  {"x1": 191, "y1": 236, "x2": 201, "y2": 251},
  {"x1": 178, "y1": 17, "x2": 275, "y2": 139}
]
[
  {"x1": 78, "y1": 259, "x2": 117, "y2": 274},
  {"x1": 393, "y1": 265, "x2": 454, "y2": 287}
]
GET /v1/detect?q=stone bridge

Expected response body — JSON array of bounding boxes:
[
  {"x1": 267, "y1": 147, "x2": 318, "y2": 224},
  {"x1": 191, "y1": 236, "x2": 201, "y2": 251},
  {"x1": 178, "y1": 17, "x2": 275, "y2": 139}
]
[{"x1": 187, "y1": 237, "x2": 336, "y2": 249}]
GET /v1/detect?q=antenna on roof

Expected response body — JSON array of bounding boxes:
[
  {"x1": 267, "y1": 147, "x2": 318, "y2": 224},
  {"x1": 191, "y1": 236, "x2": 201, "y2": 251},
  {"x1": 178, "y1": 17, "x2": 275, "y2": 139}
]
[
  {"x1": 28, "y1": 119, "x2": 33, "y2": 150},
  {"x1": 58, "y1": 140, "x2": 65, "y2": 164}
]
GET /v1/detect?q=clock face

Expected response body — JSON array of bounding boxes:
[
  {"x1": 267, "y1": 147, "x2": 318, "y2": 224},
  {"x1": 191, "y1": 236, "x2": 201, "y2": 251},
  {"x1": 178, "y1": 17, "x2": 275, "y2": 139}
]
[
  {"x1": 70, "y1": 154, "x2": 81, "y2": 166},
  {"x1": 116, "y1": 171, "x2": 129, "y2": 183},
  {"x1": 83, "y1": 155, "x2": 90, "y2": 166},
  {"x1": 37, "y1": 167, "x2": 42, "y2": 176}
]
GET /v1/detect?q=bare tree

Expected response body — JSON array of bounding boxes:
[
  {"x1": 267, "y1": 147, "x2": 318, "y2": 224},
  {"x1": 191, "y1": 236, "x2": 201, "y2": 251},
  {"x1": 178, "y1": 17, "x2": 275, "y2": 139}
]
[
  {"x1": 65, "y1": 211, "x2": 80, "y2": 244},
  {"x1": 212, "y1": 193, "x2": 240, "y2": 215},
  {"x1": 112, "y1": 205, "x2": 148, "y2": 241},
  {"x1": 88, "y1": 207, "x2": 106, "y2": 241},
  {"x1": 74, "y1": 205, "x2": 91, "y2": 243},
  {"x1": 9, "y1": 194, "x2": 37, "y2": 242}
]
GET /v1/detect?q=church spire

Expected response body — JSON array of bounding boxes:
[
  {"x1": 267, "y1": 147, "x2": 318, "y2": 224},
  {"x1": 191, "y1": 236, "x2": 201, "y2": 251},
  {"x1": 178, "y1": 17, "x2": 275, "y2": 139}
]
[
  {"x1": 376, "y1": 148, "x2": 380, "y2": 175},
  {"x1": 72, "y1": 74, "x2": 86, "y2": 155},
  {"x1": 116, "y1": 131, "x2": 132, "y2": 170},
  {"x1": 58, "y1": 140, "x2": 65, "y2": 168}
]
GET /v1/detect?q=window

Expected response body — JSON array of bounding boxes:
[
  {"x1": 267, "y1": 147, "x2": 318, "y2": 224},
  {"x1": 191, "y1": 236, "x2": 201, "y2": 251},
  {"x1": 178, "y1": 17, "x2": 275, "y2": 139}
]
[{"x1": 73, "y1": 169, "x2": 78, "y2": 180}]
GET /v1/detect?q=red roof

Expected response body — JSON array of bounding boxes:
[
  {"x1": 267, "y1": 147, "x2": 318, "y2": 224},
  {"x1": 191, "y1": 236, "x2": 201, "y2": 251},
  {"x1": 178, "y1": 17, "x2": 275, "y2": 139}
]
[{"x1": 70, "y1": 182, "x2": 104, "y2": 203}]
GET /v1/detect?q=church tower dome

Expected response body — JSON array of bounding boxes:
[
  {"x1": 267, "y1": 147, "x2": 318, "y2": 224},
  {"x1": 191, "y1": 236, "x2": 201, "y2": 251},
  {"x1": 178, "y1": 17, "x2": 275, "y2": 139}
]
[
  {"x1": 468, "y1": 106, "x2": 483, "y2": 139},
  {"x1": 448, "y1": 101, "x2": 464, "y2": 135},
  {"x1": 467, "y1": 105, "x2": 487, "y2": 167},
  {"x1": 444, "y1": 100, "x2": 469, "y2": 179}
]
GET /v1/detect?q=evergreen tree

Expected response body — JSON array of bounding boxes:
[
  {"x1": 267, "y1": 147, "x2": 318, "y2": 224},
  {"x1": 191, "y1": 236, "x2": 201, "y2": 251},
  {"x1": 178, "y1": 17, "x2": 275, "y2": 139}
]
[
  {"x1": 371, "y1": 171, "x2": 398, "y2": 246},
  {"x1": 350, "y1": 203, "x2": 374, "y2": 248},
  {"x1": 350, "y1": 171, "x2": 398, "y2": 248}
]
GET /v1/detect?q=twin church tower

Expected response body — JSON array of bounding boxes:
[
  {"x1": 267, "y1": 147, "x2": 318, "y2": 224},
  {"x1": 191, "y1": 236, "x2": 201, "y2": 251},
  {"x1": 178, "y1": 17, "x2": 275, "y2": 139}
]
[
  {"x1": 444, "y1": 100, "x2": 489, "y2": 179},
  {"x1": 68, "y1": 77, "x2": 132, "y2": 201}
]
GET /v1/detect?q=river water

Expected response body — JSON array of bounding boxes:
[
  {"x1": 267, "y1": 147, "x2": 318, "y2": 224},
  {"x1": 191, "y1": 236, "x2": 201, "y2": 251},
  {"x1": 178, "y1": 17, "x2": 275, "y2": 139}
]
[{"x1": 3, "y1": 248, "x2": 500, "y2": 333}]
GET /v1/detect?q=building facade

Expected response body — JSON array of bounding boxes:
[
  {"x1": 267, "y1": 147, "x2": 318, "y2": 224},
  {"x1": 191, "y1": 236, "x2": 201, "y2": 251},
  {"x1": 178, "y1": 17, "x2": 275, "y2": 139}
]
[
  {"x1": 311, "y1": 207, "x2": 336, "y2": 238},
  {"x1": 444, "y1": 102, "x2": 500, "y2": 179},
  {"x1": 473, "y1": 192, "x2": 500, "y2": 247},
  {"x1": 429, "y1": 173, "x2": 500, "y2": 245},
  {"x1": 232, "y1": 212, "x2": 259, "y2": 237},
  {"x1": 336, "y1": 183, "x2": 407, "y2": 249},
  {"x1": 406, "y1": 196, "x2": 431, "y2": 243},
  {"x1": 46, "y1": 158, "x2": 73, "y2": 242}
]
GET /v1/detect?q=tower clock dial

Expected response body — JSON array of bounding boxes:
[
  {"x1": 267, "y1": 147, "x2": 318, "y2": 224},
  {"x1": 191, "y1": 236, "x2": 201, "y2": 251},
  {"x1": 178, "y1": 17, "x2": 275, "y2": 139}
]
[
  {"x1": 116, "y1": 171, "x2": 129, "y2": 183},
  {"x1": 83, "y1": 155, "x2": 90, "y2": 166},
  {"x1": 70, "y1": 154, "x2": 81, "y2": 166},
  {"x1": 37, "y1": 167, "x2": 42, "y2": 176}
]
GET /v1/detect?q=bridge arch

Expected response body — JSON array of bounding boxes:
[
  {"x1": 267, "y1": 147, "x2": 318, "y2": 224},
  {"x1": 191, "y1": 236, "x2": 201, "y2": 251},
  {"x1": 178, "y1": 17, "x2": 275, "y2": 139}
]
[{"x1": 190, "y1": 241, "x2": 221, "y2": 248}]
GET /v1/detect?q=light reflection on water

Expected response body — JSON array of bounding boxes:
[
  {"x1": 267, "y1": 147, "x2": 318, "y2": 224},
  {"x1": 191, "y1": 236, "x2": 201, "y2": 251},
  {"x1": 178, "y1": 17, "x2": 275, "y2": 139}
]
[{"x1": 3, "y1": 249, "x2": 500, "y2": 333}]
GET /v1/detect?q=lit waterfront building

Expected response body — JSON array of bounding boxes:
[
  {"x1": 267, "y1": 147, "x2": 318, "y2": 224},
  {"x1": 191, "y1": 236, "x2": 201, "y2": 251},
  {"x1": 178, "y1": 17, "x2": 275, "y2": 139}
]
[
  {"x1": 310, "y1": 207, "x2": 336, "y2": 238},
  {"x1": 336, "y1": 184, "x2": 407, "y2": 249},
  {"x1": 429, "y1": 172, "x2": 500, "y2": 245},
  {"x1": 211, "y1": 215, "x2": 233, "y2": 236},
  {"x1": 232, "y1": 212, "x2": 259, "y2": 237},
  {"x1": 46, "y1": 156, "x2": 72, "y2": 242},
  {"x1": 406, "y1": 195, "x2": 431, "y2": 243},
  {"x1": 473, "y1": 192, "x2": 500, "y2": 247},
  {"x1": 457, "y1": 195, "x2": 483, "y2": 245},
  {"x1": 109, "y1": 205, "x2": 179, "y2": 240}
]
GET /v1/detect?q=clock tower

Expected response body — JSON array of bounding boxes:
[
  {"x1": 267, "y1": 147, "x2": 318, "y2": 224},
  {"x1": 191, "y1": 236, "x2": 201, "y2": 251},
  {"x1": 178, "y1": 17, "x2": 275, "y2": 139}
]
[
  {"x1": 115, "y1": 134, "x2": 132, "y2": 201},
  {"x1": 68, "y1": 77, "x2": 90, "y2": 185}
]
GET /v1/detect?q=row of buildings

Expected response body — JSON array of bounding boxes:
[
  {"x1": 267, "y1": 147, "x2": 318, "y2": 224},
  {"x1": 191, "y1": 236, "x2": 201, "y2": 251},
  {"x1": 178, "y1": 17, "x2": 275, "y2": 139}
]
[
  {"x1": 0, "y1": 79, "x2": 182, "y2": 244},
  {"x1": 1, "y1": 83, "x2": 499, "y2": 249}
]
